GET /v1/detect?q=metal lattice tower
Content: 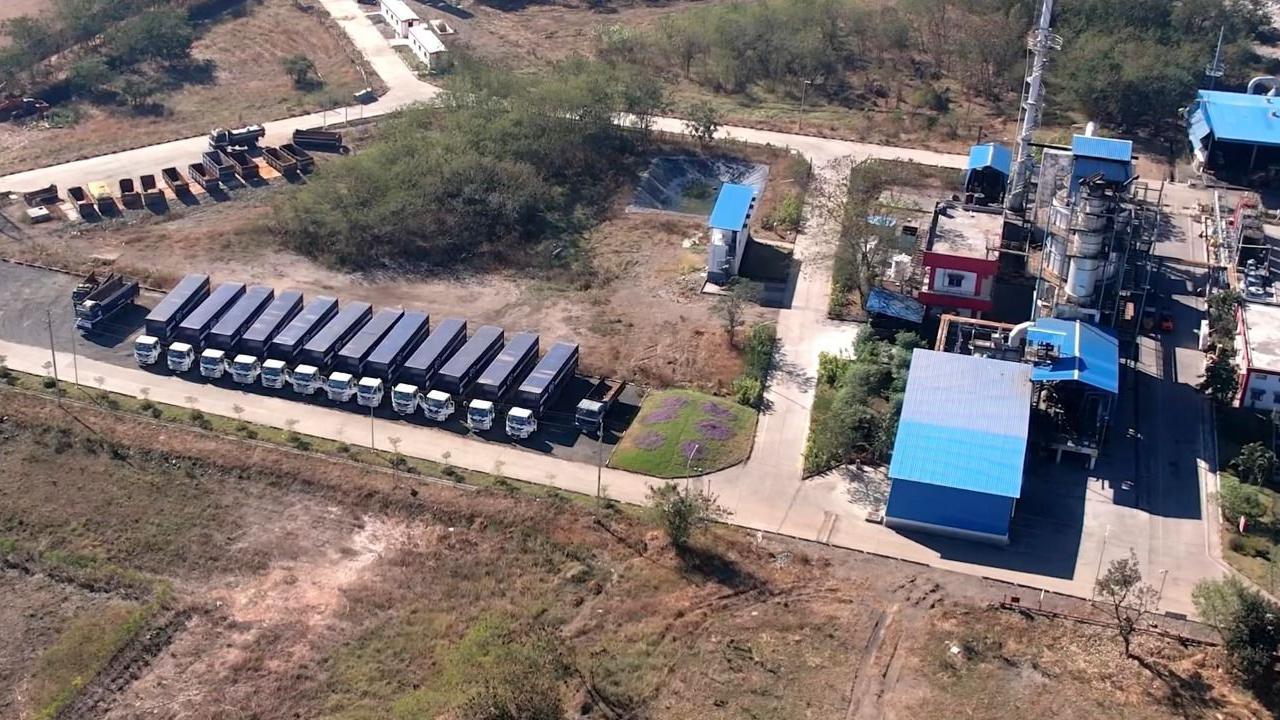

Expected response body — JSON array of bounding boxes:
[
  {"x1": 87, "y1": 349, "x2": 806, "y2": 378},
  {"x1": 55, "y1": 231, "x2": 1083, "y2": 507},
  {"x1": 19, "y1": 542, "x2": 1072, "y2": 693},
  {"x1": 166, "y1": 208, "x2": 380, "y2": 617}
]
[{"x1": 1006, "y1": 0, "x2": 1062, "y2": 213}]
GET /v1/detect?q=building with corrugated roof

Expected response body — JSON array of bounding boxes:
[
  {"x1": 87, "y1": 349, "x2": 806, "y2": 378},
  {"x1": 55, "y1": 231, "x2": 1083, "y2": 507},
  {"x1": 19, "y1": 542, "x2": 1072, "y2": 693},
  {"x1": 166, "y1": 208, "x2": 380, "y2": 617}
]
[
  {"x1": 884, "y1": 349, "x2": 1033, "y2": 545},
  {"x1": 964, "y1": 142, "x2": 1012, "y2": 206},
  {"x1": 1187, "y1": 89, "x2": 1280, "y2": 176},
  {"x1": 706, "y1": 183, "x2": 756, "y2": 284}
]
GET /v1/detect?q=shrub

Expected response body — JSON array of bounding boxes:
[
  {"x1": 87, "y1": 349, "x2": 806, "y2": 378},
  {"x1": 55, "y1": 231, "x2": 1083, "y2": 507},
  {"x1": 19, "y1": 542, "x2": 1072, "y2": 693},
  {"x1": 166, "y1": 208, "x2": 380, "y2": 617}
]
[
  {"x1": 732, "y1": 376, "x2": 763, "y2": 408},
  {"x1": 767, "y1": 192, "x2": 804, "y2": 231},
  {"x1": 41, "y1": 376, "x2": 57, "y2": 389}
]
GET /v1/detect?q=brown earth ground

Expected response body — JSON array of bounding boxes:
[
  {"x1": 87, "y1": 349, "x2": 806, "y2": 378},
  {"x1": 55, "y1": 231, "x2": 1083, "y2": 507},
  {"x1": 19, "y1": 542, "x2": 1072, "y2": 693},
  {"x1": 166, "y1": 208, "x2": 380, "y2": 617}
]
[
  {"x1": 0, "y1": 137, "x2": 798, "y2": 393},
  {"x1": 0, "y1": 388, "x2": 1269, "y2": 720},
  {"x1": 0, "y1": 0, "x2": 370, "y2": 175}
]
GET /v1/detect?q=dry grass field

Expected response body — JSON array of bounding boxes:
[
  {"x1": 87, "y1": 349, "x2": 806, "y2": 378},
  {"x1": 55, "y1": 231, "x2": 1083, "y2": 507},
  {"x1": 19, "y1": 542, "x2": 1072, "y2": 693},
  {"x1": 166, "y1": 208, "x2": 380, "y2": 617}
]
[
  {"x1": 0, "y1": 387, "x2": 1270, "y2": 720},
  {"x1": 0, "y1": 0, "x2": 369, "y2": 174}
]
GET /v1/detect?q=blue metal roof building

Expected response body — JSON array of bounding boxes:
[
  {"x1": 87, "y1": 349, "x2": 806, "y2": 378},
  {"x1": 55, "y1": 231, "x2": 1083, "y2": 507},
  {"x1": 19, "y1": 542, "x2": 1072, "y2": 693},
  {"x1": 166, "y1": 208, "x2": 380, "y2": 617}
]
[
  {"x1": 706, "y1": 183, "x2": 756, "y2": 284},
  {"x1": 1187, "y1": 90, "x2": 1280, "y2": 174},
  {"x1": 1026, "y1": 318, "x2": 1119, "y2": 394},
  {"x1": 964, "y1": 143, "x2": 1012, "y2": 206},
  {"x1": 1068, "y1": 134, "x2": 1133, "y2": 191},
  {"x1": 885, "y1": 350, "x2": 1033, "y2": 545}
]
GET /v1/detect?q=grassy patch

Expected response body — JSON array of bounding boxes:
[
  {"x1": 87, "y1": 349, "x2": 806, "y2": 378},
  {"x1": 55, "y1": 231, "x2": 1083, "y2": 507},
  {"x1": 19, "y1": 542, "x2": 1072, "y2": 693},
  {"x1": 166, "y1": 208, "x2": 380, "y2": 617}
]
[
  {"x1": 28, "y1": 602, "x2": 150, "y2": 720},
  {"x1": 610, "y1": 389, "x2": 755, "y2": 477}
]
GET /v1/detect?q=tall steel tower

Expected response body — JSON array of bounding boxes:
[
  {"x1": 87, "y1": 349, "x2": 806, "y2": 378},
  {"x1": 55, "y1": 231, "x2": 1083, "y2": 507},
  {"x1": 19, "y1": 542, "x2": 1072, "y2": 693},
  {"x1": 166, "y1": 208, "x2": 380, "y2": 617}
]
[{"x1": 1006, "y1": 0, "x2": 1061, "y2": 213}]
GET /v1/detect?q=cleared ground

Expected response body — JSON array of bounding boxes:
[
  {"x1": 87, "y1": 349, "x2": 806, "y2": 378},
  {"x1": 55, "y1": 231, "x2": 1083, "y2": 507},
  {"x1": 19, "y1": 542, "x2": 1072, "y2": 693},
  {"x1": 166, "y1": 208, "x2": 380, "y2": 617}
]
[
  {"x1": 0, "y1": 0, "x2": 369, "y2": 175},
  {"x1": 0, "y1": 389, "x2": 1267, "y2": 719}
]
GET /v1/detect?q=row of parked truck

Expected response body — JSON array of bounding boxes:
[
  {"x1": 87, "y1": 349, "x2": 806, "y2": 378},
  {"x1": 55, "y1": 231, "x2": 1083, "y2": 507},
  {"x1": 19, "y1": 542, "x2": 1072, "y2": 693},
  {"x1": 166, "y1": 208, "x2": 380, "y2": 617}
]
[{"x1": 129, "y1": 274, "x2": 623, "y2": 438}]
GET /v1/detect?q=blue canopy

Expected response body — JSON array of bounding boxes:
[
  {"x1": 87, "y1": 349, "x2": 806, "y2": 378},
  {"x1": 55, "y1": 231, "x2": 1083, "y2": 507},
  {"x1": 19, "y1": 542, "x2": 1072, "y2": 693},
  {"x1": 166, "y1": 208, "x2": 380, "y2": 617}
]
[
  {"x1": 966, "y1": 143, "x2": 1013, "y2": 176},
  {"x1": 1027, "y1": 318, "x2": 1119, "y2": 394},
  {"x1": 708, "y1": 183, "x2": 755, "y2": 233}
]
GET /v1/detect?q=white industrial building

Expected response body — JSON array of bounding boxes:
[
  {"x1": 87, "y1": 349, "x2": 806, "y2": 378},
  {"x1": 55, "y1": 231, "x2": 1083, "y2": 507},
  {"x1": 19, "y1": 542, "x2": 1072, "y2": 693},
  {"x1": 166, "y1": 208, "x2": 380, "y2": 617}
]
[
  {"x1": 1237, "y1": 300, "x2": 1280, "y2": 411},
  {"x1": 381, "y1": 0, "x2": 421, "y2": 38},
  {"x1": 407, "y1": 25, "x2": 450, "y2": 72}
]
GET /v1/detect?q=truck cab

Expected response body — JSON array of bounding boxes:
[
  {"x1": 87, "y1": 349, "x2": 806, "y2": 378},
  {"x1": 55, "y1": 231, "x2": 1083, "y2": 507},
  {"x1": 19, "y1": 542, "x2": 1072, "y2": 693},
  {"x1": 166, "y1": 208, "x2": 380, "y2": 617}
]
[
  {"x1": 291, "y1": 364, "x2": 323, "y2": 395},
  {"x1": 391, "y1": 383, "x2": 420, "y2": 415},
  {"x1": 261, "y1": 359, "x2": 289, "y2": 389},
  {"x1": 466, "y1": 399, "x2": 495, "y2": 430},
  {"x1": 575, "y1": 399, "x2": 607, "y2": 431},
  {"x1": 134, "y1": 335, "x2": 161, "y2": 365},
  {"x1": 422, "y1": 389, "x2": 455, "y2": 421},
  {"x1": 506, "y1": 407, "x2": 536, "y2": 439},
  {"x1": 199, "y1": 348, "x2": 228, "y2": 378},
  {"x1": 357, "y1": 377, "x2": 384, "y2": 407},
  {"x1": 230, "y1": 354, "x2": 261, "y2": 384},
  {"x1": 325, "y1": 372, "x2": 357, "y2": 403},
  {"x1": 167, "y1": 342, "x2": 195, "y2": 372}
]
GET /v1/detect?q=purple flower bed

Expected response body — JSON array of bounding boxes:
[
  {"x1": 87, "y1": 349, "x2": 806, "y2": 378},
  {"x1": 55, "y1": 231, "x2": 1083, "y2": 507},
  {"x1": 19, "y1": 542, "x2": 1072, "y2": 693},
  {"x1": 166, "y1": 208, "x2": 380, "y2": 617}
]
[
  {"x1": 695, "y1": 418, "x2": 734, "y2": 441},
  {"x1": 633, "y1": 431, "x2": 666, "y2": 450},
  {"x1": 702, "y1": 401, "x2": 734, "y2": 419},
  {"x1": 680, "y1": 440, "x2": 704, "y2": 460},
  {"x1": 641, "y1": 395, "x2": 690, "y2": 425}
]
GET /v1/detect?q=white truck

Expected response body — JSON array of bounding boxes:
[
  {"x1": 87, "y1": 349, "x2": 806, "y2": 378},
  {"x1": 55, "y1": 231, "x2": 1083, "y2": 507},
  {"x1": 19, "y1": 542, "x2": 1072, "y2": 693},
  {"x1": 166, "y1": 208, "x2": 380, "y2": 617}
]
[
  {"x1": 505, "y1": 341, "x2": 580, "y2": 439},
  {"x1": 135, "y1": 274, "x2": 210, "y2": 366},
  {"x1": 427, "y1": 325, "x2": 505, "y2": 422},
  {"x1": 199, "y1": 286, "x2": 274, "y2": 378},
  {"x1": 465, "y1": 331, "x2": 539, "y2": 431},
  {"x1": 390, "y1": 318, "x2": 468, "y2": 416},
  {"x1": 165, "y1": 281, "x2": 245, "y2": 372},
  {"x1": 227, "y1": 290, "x2": 302, "y2": 384},
  {"x1": 355, "y1": 311, "x2": 431, "y2": 407}
]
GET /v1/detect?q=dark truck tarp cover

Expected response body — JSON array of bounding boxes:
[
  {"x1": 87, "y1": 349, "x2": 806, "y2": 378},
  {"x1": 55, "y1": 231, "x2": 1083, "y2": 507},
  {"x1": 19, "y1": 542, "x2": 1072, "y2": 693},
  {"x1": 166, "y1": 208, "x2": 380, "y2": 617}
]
[
  {"x1": 240, "y1": 290, "x2": 304, "y2": 354},
  {"x1": 144, "y1": 273, "x2": 209, "y2": 330},
  {"x1": 401, "y1": 317, "x2": 465, "y2": 384},
  {"x1": 207, "y1": 285, "x2": 273, "y2": 350},
  {"x1": 268, "y1": 295, "x2": 337, "y2": 358},
  {"x1": 437, "y1": 325, "x2": 503, "y2": 391},
  {"x1": 475, "y1": 331, "x2": 539, "y2": 399},
  {"x1": 334, "y1": 307, "x2": 404, "y2": 373},
  {"x1": 176, "y1": 282, "x2": 245, "y2": 342},
  {"x1": 364, "y1": 311, "x2": 429, "y2": 377},
  {"x1": 515, "y1": 341, "x2": 578, "y2": 406},
  {"x1": 301, "y1": 301, "x2": 372, "y2": 361}
]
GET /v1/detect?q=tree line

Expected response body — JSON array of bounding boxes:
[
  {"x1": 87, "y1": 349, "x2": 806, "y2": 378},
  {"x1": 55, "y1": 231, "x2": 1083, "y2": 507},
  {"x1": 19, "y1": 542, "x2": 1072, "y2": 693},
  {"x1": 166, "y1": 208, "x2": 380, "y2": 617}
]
[
  {"x1": 274, "y1": 59, "x2": 667, "y2": 271},
  {"x1": 605, "y1": 0, "x2": 1269, "y2": 144}
]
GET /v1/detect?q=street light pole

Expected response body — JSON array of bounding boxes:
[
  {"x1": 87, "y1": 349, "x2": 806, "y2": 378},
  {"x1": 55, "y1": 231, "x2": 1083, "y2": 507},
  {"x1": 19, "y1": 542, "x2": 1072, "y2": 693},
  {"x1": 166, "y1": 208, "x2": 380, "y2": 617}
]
[
  {"x1": 369, "y1": 403, "x2": 376, "y2": 450},
  {"x1": 596, "y1": 417, "x2": 605, "y2": 504},
  {"x1": 684, "y1": 443, "x2": 700, "y2": 490},
  {"x1": 45, "y1": 311, "x2": 61, "y2": 405},
  {"x1": 796, "y1": 79, "x2": 813, "y2": 132},
  {"x1": 1156, "y1": 568, "x2": 1169, "y2": 609},
  {"x1": 1091, "y1": 525, "x2": 1110, "y2": 599}
]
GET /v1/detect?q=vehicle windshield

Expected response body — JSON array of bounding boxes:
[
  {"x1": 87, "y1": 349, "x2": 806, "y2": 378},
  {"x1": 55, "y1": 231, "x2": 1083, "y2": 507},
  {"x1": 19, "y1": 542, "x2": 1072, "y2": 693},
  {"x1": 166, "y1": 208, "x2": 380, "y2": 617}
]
[
  {"x1": 392, "y1": 389, "x2": 412, "y2": 401},
  {"x1": 262, "y1": 366, "x2": 281, "y2": 376},
  {"x1": 200, "y1": 357, "x2": 219, "y2": 366},
  {"x1": 293, "y1": 370, "x2": 314, "y2": 382},
  {"x1": 468, "y1": 408, "x2": 489, "y2": 420},
  {"x1": 326, "y1": 377, "x2": 348, "y2": 389},
  {"x1": 233, "y1": 360, "x2": 252, "y2": 371},
  {"x1": 424, "y1": 397, "x2": 446, "y2": 409},
  {"x1": 166, "y1": 348, "x2": 185, "y2": 360},
  {"x1": 510, "y1": 415, "x2": 533, "y2": 427},
  {"x1": 135, "y1": 340, "x2": 154, "y2": 352}
]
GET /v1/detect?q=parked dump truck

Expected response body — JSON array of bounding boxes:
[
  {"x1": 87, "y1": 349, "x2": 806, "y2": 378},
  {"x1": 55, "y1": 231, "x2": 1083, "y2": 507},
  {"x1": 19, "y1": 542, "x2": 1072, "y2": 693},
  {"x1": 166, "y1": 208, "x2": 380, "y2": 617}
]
[
  {"x1": 203, "y1": 151, "x2": 235, "y2": 182},
  {"x1": 390, "y1": 318, "x2": 466, "y2": 415},
  {"x1": 22, "y1": 184, "x2": 57, "y2": 207},
  {"x1": 355, "y1": 311, "x2": 430, "y2": 408},
  {"x1": 187, "y1": 163, "x2": 220, "y2": 192},
  {"x1": 208, "y1": 124, "x2": 264, "y2": 151},
  {"x1": 0, "y1": 95, "x2": 49, "y2": 121},
  {"x1": 292, "y1": 128, "x2": 344, "y2": 152},
  {"x1": 135, "y1": 273, "x2": 210, "y2": 365},
  {"x1": 161, "y1": 167, "x2": 188, "y2": 194},
  {"x1": 279, "y1": 143, "x2": 315, "y2": 172},
  {"x1": 259, "y1": 295, "x2": 337, "y2": 388},
  {"x1": 575, "y1": 377, "x2": 626, "y2": 432},
  {"x1": 222, "y1": 149, "x2": 260, "y2": 182},
  {"x1": 167, "y1": 282, "x2": 246, "y2": 373},
  {"x1": 88, "y1": 181, "x2": 114, "y2": 214},
  {"x1": 467, "y1": 332, "x2": 539, "y2": 431},
  {"x1": 199, "y1": 285, "x2": 273, "y2": 378},
  {"x1": 325, "y1": 307, "x2": 403, "y2": 402},
  {"x1": 230, "y1": 290, "x2": 303, "y2": 384},
  {"x1": 118, "y1": 178, "x2": 141, "y2": 209},
  {"x1": 73, "y1": 273, "x2": 140, "y2": 333},
  {"x1": 425, "y1": 325, "x2": 504, "y2": 421},
  {"x1": 507, "y1": 341, "x2": 579, "y2": 439},
  {"x1": 291, "y1": 301, "x2": 372, "y2": 395},
  {"x1": 66, "y1": 186, "x2": 95, "y2": 218},
  {"x1": 139, "y1": 174, "x2": 164, "y2": 205},
  {"x1": 261, "y1": 146, "x2": 298, "y2": 177}
]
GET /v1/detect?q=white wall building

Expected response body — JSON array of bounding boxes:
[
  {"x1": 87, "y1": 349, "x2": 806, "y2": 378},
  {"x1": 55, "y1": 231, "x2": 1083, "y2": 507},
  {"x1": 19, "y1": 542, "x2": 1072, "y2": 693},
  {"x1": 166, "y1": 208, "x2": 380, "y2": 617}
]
[
  {"x1": 407, "y1": 25, "x2": 450, "y2": 71},
  {"x1": 381, "y1": 0, "x2": 421, "y2": 38}
]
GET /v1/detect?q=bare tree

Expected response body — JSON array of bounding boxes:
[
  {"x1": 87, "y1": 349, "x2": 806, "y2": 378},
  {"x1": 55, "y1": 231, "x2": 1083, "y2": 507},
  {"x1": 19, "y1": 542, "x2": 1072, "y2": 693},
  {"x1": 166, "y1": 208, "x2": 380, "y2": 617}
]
[
  {"x1": 1095, "y1": 550, "x2": 1160, "y2": 658},
  {"x1": 716, "y1": 281, "x2": 757, "y2": 346}
]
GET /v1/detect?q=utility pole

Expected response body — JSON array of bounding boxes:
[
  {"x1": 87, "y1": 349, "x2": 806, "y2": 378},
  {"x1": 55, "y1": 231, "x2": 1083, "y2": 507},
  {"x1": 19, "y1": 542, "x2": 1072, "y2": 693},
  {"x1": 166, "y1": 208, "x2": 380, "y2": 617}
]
[
  {"x1": 1205, "y1": 26, "x2": 1226, "y2": 91},
  {"x1": 45, "y1": 310, "x2": 61, "y2": 405},
  {"x1": 69, "y1": 325, "x2": 80, "y2": 388},
  {"x1": 369, "y1": 403, "x2": 376, "y2": 450},
  {"x1": 796, "y1": 79, "x2": 813, "y2": 132},
  {"x1": 596, "y1": 417, "x2": 605, "y2": 504}
]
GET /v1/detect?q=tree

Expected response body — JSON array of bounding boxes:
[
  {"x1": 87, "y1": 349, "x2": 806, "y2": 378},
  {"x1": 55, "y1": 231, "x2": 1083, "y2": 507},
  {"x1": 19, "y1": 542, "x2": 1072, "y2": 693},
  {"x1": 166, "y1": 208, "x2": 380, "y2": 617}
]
[
  {"x1": 1197, "y1": 577, "x2": 1280, "y2": 687},
  {"x1": 1094, "y1": 550, "x2": 1160, "y2": 658},
  {"x1": 106, "y1": 8, "x2": 195, "y2": 66},
  {"x1": 117, "y1": 72, "x2": 162, "y2": 108},
  {"x1": 67, "y1": 57, "x2": 112, "y2": 97},
  {"x1": 715, "y1": 281, "x2": 756, "y2": 346},
  {"x1": 1207, "y1": 289, "x2": 1244, "y2": 336},
  {"x1": 282, "y1": 54, "x2": 319, "y2": 90},
  {"x1": 684, "y1": 100, "x2": 722, "y2": 147},
  {"x1": 1200, "y1": 354, "x2": 1240, "y2": 406},
  {"x1": 647, "y1": 481, "x2": 728, "y2": 548},
  {"x1": 1218, "y1": 473, "x2": 1268, "y2": 527},
  {"x1": 1233, "y1": 442, "x2": 1276, "y2": 487}
]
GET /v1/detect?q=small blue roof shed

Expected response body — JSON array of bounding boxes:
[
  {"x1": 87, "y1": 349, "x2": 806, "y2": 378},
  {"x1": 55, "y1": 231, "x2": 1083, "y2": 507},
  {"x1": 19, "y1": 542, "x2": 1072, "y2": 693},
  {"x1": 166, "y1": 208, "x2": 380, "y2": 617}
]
[
  {"x1": 885, "y1": 350, "x2": 1033, "y2": 545},
  {"x1": 708, "y1": 183, "x2": 755, "y2": 233},
  {"x1": 966, "y1": 143, "x2": 1013, "y2": 175},
  {"x1": 1026, "y1": 318, "x2": 1119, "y2": 394}
]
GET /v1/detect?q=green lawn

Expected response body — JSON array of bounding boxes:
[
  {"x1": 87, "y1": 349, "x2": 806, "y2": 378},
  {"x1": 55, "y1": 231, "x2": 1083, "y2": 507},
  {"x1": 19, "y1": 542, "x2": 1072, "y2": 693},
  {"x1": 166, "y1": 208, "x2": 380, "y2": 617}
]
[{"x1": 609, "y1": 389, "x2": 756, "y2": 478}]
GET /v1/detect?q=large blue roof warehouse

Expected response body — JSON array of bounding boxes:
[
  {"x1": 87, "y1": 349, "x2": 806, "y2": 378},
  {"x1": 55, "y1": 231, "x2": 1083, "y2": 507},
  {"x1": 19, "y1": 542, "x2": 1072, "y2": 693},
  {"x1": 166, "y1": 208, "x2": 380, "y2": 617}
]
[
  {"x1": 1187, "y1": 89, "x2": 1280, "y2": 175},
  {"x1": 885, "y1": 349, "x2": 1032, "y2": 545}
]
